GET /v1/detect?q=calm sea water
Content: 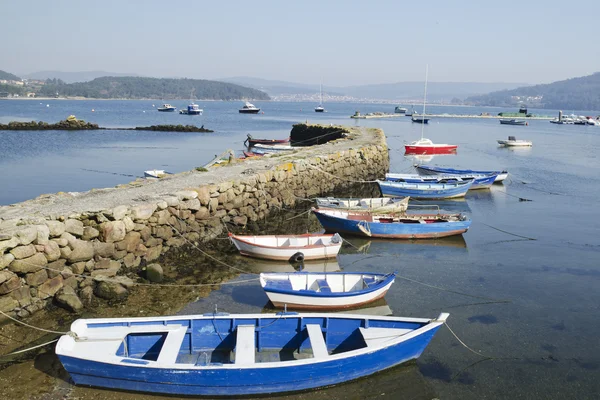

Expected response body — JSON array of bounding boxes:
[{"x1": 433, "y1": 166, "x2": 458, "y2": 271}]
[{"x1": 1, "y1": 100, "x2": 600, "y2": 398}]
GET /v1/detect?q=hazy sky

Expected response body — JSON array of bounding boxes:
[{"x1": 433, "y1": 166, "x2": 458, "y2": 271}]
[{"x1": 1, "y1": 0, "x2": 597, "y2": 86}]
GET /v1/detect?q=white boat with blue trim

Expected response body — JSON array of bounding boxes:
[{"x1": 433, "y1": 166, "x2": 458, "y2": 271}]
[
  {"x1": 415, "y1": 165, "x2": 509, "y2": 182},
  {"x1": 56, "y1": 311, "x2": 449, "y2": 396},
  {"x1": 315, "y1": 196, "x2": 410, "y2": 212},
  {"x1": 260, "y1": 271, "x2": 397, "y2": 310}
]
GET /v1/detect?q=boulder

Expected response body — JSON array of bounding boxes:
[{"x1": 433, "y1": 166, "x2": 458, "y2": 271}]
[
  {"x1": 196, "y1": 187, "x2": 211, "y2": 205},
  {"x1": 55, "y1": 291, "x2": 84, "y2": 313},
  {"x1": 60, "y1": 246, "x2": 72, "y2": 259},
  {"x1": 93, "y1": 242, "x2": 116, "y2": 258},
  {"x1": 9, "y1": 244, "x2": 36, "y2": 260},
  {"x1": 94, "y1": 259, "x2": 121, "y2": 270},
  {"x1": 145, "y1": 263, "x2": 163, "y2": 283},
  {"x1": 34, "y1": 224, "x2": 50, "y2": 245},
  {"x1": 123, "y1": 252, "x2": 136, "y2": 268},
  {"x1": 218, "y1": 181, "x2": 233, "y2": 193},
  {"x1": 52, "y1": 237, "x2": 69, "y2": 247},
  {"x1": 25, "y1": 270, "x2": 48, "y2": 287},
  {"x1": 0, "y1": 236, "x2": 20, "y2": 253},
  {"x1": 0, "y1": 270, "x2": 16, "y2": 285},
  {"x1": 155, "y1": 226, "x2": 173, "y2": 240},
  {"x1": 123, "y1": 216, "x2": 135, "y2": 232},
  {"x1": 46, "y1": 220, "x2": 66, "y2": 237},
  {"x1": 67, "y1": 240, "x2": 94, "y2": 263},
  {"x1": 60, "y1": 231, "x2": 78, "y2": 247},
  {"x1": 233, "y1": 215, "x2": 248, "y2": 226},
  {"x1": 156, "y1": 210, "x2": 170, "y2": 225},
  {"x1": 100, "y1": 221, "x2": 126, "y2": 243},
  {"x1": 175, "y1": 190, "x2": 198, "y2": 200},
  {"x1": 94, "y1": 281, "x2": 128, "y2": 300},
  {"x1": 10, "y1": 286, "x2": 32, "y2": 307},
  {"x1": 0, "y1": 274, "x2": 21, "y2": 295},
  {"x1": 0, "y1": 295, "x2": 19, "y2": 313},
  {"x1": 130, "y1": 204, "x2": 157, "y2": 221},
  {"x1": 64, "y1": 219, "x2": 84, "y2": 237},
  {"x1": 90, "y1": 265, "x2": 120, "y2": 278},
  {"x1": 43, "y1": 241, "x2": 61, "y2": 262},
  {"x1": 8, "y1": 252, "x2": 48, "y2": 273},
  {"x1": 184, "y1": 198, "x2": 201, "y2": 211},
  {"x1": 164, "y1": 196, "x2": 179, "y2": 207},
  {"x1": 145, "y1": 245, "x2": 163, "y2": 262},
  {"x1": 156, "y1": 200, "x2": 168, "y2": 210},
  {"x1": 115, "y1": 231, "x2": 141, "y2": 253},
  {"x1": 1, "y1": 253, "x2": 15, "y2": 269},
  {"x1": 79, "y1": 286, "x2": 94, "y2": 305},
  {"x1": 70, "y1": 261, "x2": 86, "y2": 275},
  {"x1": 15, "y1": 227, "x2": 38, "y2": 245},
  {"x1": 112, "y1": 205, "x2": 128, "y2": 221},
  {"x1": 195, "y1": 207, "x2": 210, "y2": 220},
  {"x1": 37, "y1": 275, "x2": 64, "y2": 299},
  {"x1": 82, "y1": 226, "x2": 100, "y2": 240}
]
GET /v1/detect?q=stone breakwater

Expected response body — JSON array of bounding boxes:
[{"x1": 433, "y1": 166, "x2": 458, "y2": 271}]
[{"x1": 0, "y1": 124, "x2": 388, "y2": 318}]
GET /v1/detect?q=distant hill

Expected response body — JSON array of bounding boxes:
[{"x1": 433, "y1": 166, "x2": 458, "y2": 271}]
[
  {"x1": 222, "y1": 76, "x2": 526, "y2": 101},
  {"x1": 37, "y1": 76, "x2": 270, "y2": 100},
  {"x1": 465, "y1": 72, "x2": 600, "y2": 111},
  {"x1": 0, "y1": 70, "x2": 22, "y2": 81},
  {"x1": 22, "y1": 70, "x2": 138, "y2": 83}
]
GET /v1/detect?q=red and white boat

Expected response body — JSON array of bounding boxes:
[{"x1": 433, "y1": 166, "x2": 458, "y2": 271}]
[
  {"x1": 404, "y1": 65, "x2": 457, "y2": 155},
  {"x1": 229, "y1": 233, "x2": 342, "y2": 261},
  {"x1": 405, "y1": 138, "x2": 458, "y2": 154}
]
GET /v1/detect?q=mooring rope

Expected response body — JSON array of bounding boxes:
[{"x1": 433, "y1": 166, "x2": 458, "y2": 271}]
[
  {"x1": 0, "y1": 309, "x2": 71, "y2": 336},
  {"x1": 479, "y1": 222, "x2": 537, "y2": 241},
  {"x1": 0, "y1": 338, "x2": 60, "y2": 359}
]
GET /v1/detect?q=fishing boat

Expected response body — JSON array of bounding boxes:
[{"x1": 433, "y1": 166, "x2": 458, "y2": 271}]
[
  {"x1": 179, "y1": 103, "x2": 203, "y2": 115},
  {"x1": 385, "y1": 173, "x2": 496, "y2": 190},
  {"x1": 315, "y1": 81, "x2": 325, "y2": 112},
  {"x1": 415, "y1": 165, "x2": 509, "y2": 182},
  {"x1": 405, "y1": 138, "x2": 457, "y2": 154},
  {"x1": 315, "y1": 196, "x2": 410, "y2": 212},
  {"x1": 144, "y1": 169, "x2": 173, "y2": 179},
  {"x1": 228, "y1": 233, "x2": 342, "y2": 261},
  {"x1": 313, "y1": 208, "x2": 471, "y2": 239},
  {"x1": 411, "y1": 115, "x2": 429, "y2": 124},
  {"x1": 157, "y1": 104, "x2": 176, "y2": 112},
  {"x1": 378, "y1": 180, "x2": 473, "y2": 199},
  {"x1": 497, "y1": 136, "x2": 532, "y2": 147},
  {"x1": 55, "y1": 311, "x2": 448, "y2": 396},
  {"x1": 239, "y1": 102, "x2": 261, "y2": 114},
  {"x1": 499, "y1": 119, "x2": 527, "y2": 126},
  {"x1": 394, "y1": 106, "x2": 407, "y2": 114},
  {"x1": 251, "y1": 143, "x2": 295, "y2": 154},
  {"x1": 242, "y1": 150, "x2": 263, "y2": 158},
  {"x1": 260, "y1": 271, "x2": 397, "y2": 310},
  {"x1": 244, "y1": 134, "x2": 290, "y2": 147}
]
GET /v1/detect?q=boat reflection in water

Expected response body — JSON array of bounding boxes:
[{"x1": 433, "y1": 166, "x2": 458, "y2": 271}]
[
  {"x1": 346, "y1": 235, "x2": 467, "y2": 254},
  {"x1": 242, "y1": 258, "x2": 341, "y2": 274},
  {"x1": 262, "y1": 297, "x2": 393, "y2": 316},
  {"x1": 406, "y1": 199, "x2": 472, "y2": 214}
]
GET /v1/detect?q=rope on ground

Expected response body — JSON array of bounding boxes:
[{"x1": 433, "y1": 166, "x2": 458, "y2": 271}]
[
  {"x1": 0, "y1": 338, "x2": 60, "y2": 359},
  {"x1": 0, "y1": 309, "x2": 71, "y2": 336},
  {"x1": 480, "y1": 222, "x2": 537, "y2": 241},
  {"x1": 283, "y1": 209, "x2": 312, "y2": 221},
  {"x1": 305, "y1": 164, "x2": 379, "y2": 184}
]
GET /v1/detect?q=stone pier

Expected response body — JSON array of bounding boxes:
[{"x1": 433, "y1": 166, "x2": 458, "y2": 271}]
[{"x1": 0, "y1": 124, "x2": 389, "y2": 317}]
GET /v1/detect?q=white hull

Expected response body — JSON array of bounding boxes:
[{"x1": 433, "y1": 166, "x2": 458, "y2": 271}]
[
  {"x1": 497, "y1": 140, "x2": 532, "y2": 147},
  {"x1": 315, "y1": 197, "x2": 409, "y2": 212},
  {"x1": 229, "y1": 234, "x2": 342, "y2": 261}
]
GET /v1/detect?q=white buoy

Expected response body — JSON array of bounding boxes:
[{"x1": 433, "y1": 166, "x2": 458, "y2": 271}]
[
  {"x1": 143, "y1": 111, "x2": 146, "y2": 113},
  {"x1": 46, "y1": 104, "x2": 50, "y2": 107}
]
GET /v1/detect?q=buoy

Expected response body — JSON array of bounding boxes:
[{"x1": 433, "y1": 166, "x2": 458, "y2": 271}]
[
  {"x1": 91, "y1": 109, "x2": 95, "y2": 112},
  {"x1": 289, "y1": 252, "x2": 305, "y2": 263},
  {"x1": 143, "y1": 111, "x2": 146, "y2": 113},
  {"x1": 46, "y1": 104, "x2": 49, "y2": 107},
  {"x1": 261, "y1": 111, "x2": 264, "y2": 114}
]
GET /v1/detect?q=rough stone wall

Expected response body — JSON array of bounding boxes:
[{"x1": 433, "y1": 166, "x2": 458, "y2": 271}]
[{"x1": 0, "y1": 128, "x2": 389, "y2": 318}]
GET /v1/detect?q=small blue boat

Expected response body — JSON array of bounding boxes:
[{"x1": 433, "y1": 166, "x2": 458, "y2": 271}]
[
  {"x1": 416, "y1": 165, "x2": 508, "y2": 182},
  {"x1": 378, "y1": 180, "x2": 473, "y2": 199},
  {"x1": 313, "y1": 208, "x2": 471, "y2": 239},
  {"x1": 56, "y1": 311, "x2": 448, "y2": 396},
  {"x1": 385, "y1": 173, "x2": 497, "y2": 190}
]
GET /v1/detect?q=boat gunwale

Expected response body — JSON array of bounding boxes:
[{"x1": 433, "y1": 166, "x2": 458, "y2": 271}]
[{"x1": 229, "y1": 233, "x2": 341, "y2": 250}]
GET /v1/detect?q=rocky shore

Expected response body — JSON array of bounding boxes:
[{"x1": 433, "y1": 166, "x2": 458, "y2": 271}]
[
  {"x1": 0, "y1": 119, "x2": 100, "y2": 130},
  {"x1": 132, "y1": 124, "x2": 213, "y2": 132},
  {"x1": 0, "y1": 124, "x2": 388, "y2": 325}
]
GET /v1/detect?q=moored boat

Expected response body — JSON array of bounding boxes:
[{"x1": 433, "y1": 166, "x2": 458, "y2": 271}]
[
  {"x1": 55, "y1": 311, "x2": 448, "y2": 396},
  {"x1": 260, "y1": 271, "x2": 396, "y2": 310},
  {"x1": 315, "y1": 196, "x2": 410, "y2": 212},
  {"x1": 157, "y1": 104, "x2": 176, "y2": 112},
  {"x1": 405, "y1": 138, "x2": 458, "y2": 154},
  {"x1": 244, "y1": 134, "x2": 290, "y2": 147},
  {"x1": 229, "y1": 232, "x2": 342, "y2": 261},
  {"x1": 499, "y1": 119, "x2": 527, "y2": 125},
  {"x1": 385, "y1": 173, "x2": 496, "y2": 190},
  {"x1": 313, "y1": 208, "x2": 471, "y2": 239},
  {"x1": 411, "y1": 115, "x2": 430, "y2": 124},
  {"x1": 144, "y1": 169, "x2": 173, "y2": 179},
  {"x1": 378, "y1": 179, "x2": 473, "y2": 199},
  {"x1": 239, "y1": 102, "x2": 261, "y2": 114},
  {"x1": 179, "y1": 103, "x2": 203, "y2": 115},
  {"x1": 415, "y1": 165, "x2": 509, "y2": 182},
  {"x1": 497, "y1": 136, "x2": 532, "y2": 147},
  {"x1": 250, "y1": 143, "x2": 294, "y2": 154},
  {"x1": 394, "y1": 106, "x2": 407, "y2": 114}
]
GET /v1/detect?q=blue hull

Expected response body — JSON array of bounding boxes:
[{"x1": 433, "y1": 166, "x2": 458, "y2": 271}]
[
  {"x1": 313, "y1": 210, "x2": 471, "y2": 239},
  {"x1": 378, "y1": 180, "x2": 472, "y2": 199},
  {"x1": 385, "y1": 174, "x2": 496, "y2": 190},
  {"x1": 417, "y1": 165, "x2": 507, "y2": 177}
]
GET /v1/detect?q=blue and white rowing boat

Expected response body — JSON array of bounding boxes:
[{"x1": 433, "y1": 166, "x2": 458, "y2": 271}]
[
  {"x1": 260, "y1": 271, "x2": 396, "y2": 310},
  {"x1": 415, "y1": 165, "x2": 509, "y2": 182},
  {"x1": 56, "y1": 311, "x2": 448, "y2": 396},
  {"x1": 385, "y1": 173, "x2": 496, "y2": 190},
  {"x1": 313, "y1": 208, "x2": 471, "y2": 239},
  {"x1": 378, "y1": 180, "x2": 473, "y2": 199}
]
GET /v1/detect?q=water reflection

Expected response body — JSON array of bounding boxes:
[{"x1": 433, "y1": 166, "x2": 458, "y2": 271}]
[
  {"x1": 242, "y1": 258, "x2": 341, "y2": 273},
  {"x1": 408, "y1": 199, "x2": 472, "y2": 214},
  {"x1": 404, "y1": 153, "x2": 458, "y2": 164},
  {"x1": 344, "y1": 235, "x2": 468, "y2": 254},
  {"x1": 261, "y1": 297, "x2": 393, "y2": 316}
]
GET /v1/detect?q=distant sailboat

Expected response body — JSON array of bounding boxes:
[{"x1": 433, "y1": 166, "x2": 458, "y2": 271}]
[{"x1": 315, "y1": 80, "x2": 325, "y2": 112}]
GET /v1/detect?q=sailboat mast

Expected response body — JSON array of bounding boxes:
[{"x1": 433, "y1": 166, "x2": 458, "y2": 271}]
[
  {"x1": 319, "y1": 80, "x2": 323, "y2": 105},
  {"x1": 421, "y1": 64, "x2": 428, "y2": 139}
]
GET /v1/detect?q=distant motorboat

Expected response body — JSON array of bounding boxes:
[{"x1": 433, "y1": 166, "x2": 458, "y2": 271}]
[
  {"x1": 180, "y1": 103, "x2": 202, "y2": 115},
  {"x1": 157, "y1": 104, "x2": 176, "y2": 112},
  {"x1": 499, "y1": 119, "x2": 527, "y2": 126},
  {"x1": 144, "y1": 169, "x2": 173, "y2": 179},
  {"x1": 394, "y1": 106, "x2": 407, "y2": 114},
  {"x1": 239, "y1": 102, "x2": 261, "y2": 114},
  {"x1": 497, "y1": 136, "x2": 532, "y2": 147}
]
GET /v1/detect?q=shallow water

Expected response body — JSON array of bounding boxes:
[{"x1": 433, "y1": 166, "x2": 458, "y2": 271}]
[{"x1": 1, "y1": 100, "x2": 600, "y2": 398}]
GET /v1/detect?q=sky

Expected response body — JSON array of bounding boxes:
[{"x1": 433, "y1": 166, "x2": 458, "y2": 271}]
[{"x1": 1, "y1": 0, "x2": 598, "y2": 86}]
